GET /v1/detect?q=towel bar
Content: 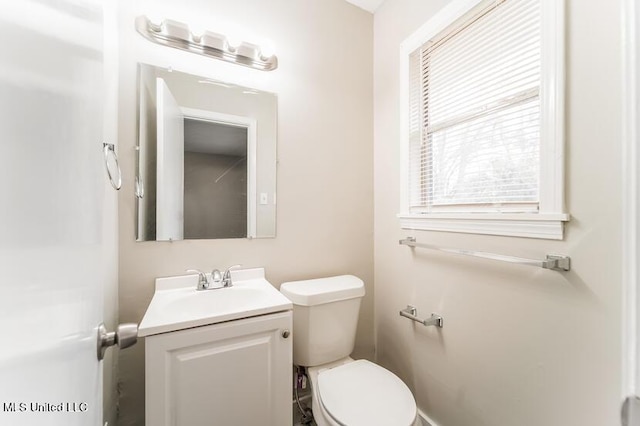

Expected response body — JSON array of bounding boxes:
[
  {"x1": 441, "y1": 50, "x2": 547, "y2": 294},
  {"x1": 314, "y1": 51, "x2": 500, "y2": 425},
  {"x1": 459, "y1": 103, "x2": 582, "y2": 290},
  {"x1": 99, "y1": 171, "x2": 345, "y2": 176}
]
[
  {"x1": 399, "y1": 305, "x2": 443, "y2": 328},
  {"x1": 399, "y1": 237, "x2": 571, "y2": 272}
]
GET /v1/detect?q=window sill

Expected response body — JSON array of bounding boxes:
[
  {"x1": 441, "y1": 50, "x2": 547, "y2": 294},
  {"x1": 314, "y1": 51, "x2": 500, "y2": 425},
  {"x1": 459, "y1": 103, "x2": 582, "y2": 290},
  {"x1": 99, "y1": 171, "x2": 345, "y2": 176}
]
[{"x1": 397, "y1": 212, "x2": 570, "y2": 240}]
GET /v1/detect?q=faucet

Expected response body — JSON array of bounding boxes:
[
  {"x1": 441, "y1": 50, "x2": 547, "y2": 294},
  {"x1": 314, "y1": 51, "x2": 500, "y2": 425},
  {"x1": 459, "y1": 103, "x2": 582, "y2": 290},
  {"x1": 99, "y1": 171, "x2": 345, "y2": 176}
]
[
  {"x1": 211, "y1": 268, "x2": 222, "y2": 286},
  {"x1": 187, "y1": 265, "x2": 241, "y2": 290},
  {"x1": 186, "y1": 269, "x2": 210, "y2": 290},
  {"x1": 221, "y1": 264, "x2": 242, "y2": 288}
]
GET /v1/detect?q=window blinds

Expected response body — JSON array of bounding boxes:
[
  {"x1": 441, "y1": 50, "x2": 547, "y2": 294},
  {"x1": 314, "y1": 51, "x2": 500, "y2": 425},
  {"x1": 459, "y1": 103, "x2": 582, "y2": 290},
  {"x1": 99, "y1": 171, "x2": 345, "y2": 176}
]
[{"x1": 409, "y1": 0, "x2": 541, "y2": 212}]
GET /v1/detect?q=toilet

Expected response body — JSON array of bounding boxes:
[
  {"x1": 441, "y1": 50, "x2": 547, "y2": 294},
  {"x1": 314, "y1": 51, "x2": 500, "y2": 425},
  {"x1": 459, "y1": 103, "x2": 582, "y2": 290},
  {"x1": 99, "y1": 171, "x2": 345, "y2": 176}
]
[{"x1": 280, "y1": 275, "x2": 418, "y2": 426}]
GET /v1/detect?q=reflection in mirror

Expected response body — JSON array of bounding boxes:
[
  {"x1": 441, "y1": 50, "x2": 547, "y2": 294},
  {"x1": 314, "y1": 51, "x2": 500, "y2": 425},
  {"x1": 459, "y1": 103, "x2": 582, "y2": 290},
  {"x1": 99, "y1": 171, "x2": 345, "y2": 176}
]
[{"x1": 136, "y1": 63, "x2": 277, "y2": 241}]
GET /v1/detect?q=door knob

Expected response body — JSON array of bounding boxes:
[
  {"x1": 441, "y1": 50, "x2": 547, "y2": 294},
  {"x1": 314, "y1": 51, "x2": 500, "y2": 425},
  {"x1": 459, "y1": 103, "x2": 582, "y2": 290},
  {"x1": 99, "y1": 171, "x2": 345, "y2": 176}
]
[
  {"x1": 97, "y1": 322, "x2": 138, "y2": 361},
  {"x1": 282, "y1": 329, "x2": 290, "y2": 339}
]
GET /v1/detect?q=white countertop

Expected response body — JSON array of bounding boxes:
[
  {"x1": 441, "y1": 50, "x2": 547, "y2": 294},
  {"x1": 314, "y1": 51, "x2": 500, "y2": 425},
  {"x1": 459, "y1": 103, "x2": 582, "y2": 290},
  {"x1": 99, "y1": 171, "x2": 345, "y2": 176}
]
[{"x1": 138, "y1": 268, "x2": 292, "y2": 337}]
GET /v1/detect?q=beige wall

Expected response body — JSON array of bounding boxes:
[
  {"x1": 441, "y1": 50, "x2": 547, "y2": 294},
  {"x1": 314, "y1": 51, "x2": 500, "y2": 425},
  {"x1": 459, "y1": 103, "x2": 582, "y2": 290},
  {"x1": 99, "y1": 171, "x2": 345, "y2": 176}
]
[
  {"x1": 117, "y1": 0, "x2": 373, "y2": 425},
  {"x1": 374, "y1": 1, "x2": 624, "y2": 426}
]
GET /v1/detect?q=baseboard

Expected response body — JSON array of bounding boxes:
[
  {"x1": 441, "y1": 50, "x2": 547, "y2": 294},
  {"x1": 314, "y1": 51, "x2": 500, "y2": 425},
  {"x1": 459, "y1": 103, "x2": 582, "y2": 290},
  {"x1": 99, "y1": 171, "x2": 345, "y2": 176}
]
[{"x1": 418, "y1": 408, "x2": 440, "y2": 426}]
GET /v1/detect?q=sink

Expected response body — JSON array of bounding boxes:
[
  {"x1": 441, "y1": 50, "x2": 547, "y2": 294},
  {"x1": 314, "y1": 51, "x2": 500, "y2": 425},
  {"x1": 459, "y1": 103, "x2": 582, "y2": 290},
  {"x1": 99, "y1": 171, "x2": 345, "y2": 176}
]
[
  {"x1": 165, "y1": 287, "x2": 267, "y2": 318},
  {"x1": 138, "y1": 268, "x2": 292, "y2": 337}
]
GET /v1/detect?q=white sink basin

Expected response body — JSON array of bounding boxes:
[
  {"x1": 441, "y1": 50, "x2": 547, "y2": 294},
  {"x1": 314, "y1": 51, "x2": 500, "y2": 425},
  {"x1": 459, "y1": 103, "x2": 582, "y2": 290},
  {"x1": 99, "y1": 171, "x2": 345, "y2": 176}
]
[
  {"x1": 165, "y1": 287, "x2": 267, "y2": 317},
  {"x1": 138, "y1": 268, "x2": 292, "y2": 337}
]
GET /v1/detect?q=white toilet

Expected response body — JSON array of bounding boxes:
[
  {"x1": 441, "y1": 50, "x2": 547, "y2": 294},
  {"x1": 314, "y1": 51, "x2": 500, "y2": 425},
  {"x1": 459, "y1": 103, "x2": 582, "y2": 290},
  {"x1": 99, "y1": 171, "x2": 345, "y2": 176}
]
[{"x1": 280, "y1": 275, "x2": 418, "y2": 426}]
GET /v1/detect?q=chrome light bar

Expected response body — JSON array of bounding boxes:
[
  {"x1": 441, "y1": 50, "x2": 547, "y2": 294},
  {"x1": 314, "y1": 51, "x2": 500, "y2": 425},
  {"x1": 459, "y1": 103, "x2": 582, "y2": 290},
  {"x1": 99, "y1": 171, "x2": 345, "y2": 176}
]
[{"x1": 135, "y1": 16, "x2": 278, "y2": 71}]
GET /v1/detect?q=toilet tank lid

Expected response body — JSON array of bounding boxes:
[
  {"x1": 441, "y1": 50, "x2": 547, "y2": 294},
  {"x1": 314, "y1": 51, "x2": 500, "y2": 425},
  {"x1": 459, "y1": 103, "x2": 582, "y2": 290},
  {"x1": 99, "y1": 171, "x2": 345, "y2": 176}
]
[{"x1": 280, "y1": 275, "x2": 365, "y2": 306}]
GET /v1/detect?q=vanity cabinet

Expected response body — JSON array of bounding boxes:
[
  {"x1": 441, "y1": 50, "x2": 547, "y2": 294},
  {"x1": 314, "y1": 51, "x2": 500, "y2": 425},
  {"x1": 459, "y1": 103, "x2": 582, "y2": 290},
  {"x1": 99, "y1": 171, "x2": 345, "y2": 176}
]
[{"x1": 145, "y1": 311, "x2": 292, "y2": 426}]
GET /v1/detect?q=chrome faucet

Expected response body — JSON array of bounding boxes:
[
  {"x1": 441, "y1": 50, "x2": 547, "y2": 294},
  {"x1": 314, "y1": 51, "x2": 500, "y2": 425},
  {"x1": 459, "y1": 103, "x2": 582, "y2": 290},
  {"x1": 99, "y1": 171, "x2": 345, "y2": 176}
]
[
  {"x1": 187, "y1": 265, "x2": 241, "y2": 290},
  {"x1": 211, "y1": 269, "x2": 222, "y2": 286},
  {"x1": 221, "y1": 264, "x2": 242, "y2": 288}
]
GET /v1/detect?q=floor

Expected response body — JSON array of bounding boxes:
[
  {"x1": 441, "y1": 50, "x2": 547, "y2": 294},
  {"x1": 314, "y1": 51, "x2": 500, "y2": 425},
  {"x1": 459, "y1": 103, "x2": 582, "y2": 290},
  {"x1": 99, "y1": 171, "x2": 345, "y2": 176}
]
[
  {"x1": 292, "y1": 388, "x2": 317, "y2": 426},
  {"x1": 293, "y1": 402, "x2": 317, "y2": 426}
]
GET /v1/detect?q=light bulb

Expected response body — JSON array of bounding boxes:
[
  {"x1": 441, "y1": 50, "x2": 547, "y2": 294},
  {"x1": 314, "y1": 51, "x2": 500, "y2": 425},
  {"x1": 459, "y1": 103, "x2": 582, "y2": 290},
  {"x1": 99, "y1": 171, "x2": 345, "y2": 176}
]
[
  {"x1": 189, "y1": 22, "x2": 207, "y2": 42},
  {"x1": 146, "y1": 13, "x2": 165, "y2": 28},
  {"x1": 259, "y1": 43, "x2": 275, "y2": 60}
]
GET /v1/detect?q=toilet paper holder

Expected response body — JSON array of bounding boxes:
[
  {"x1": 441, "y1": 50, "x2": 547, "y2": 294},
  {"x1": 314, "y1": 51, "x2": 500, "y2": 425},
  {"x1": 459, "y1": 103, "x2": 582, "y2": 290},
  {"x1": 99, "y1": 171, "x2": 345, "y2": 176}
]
[{"x1": 399, "y1": 305, "x2": 443, "y2": 328}]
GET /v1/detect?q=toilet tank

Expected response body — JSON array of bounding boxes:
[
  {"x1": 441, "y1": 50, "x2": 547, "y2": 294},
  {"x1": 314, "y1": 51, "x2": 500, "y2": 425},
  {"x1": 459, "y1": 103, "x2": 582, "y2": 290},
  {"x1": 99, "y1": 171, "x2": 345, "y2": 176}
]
[{"x1": 280, "y1": 275, "x2": 365, "y2": 367}]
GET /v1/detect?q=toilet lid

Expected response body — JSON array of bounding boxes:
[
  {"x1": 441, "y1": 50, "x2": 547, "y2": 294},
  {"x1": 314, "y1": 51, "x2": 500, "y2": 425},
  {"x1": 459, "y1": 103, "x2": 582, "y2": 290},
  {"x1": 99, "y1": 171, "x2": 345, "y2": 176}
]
[{"x1": 317, "y1": 360, "x2": 416, "y2": 426}]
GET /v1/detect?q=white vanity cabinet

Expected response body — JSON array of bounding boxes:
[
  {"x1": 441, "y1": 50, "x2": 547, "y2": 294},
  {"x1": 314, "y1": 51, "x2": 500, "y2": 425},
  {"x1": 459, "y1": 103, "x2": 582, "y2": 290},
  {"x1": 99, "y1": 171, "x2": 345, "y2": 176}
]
[{"x1": 145, "y1": 311, "x2": 292, "y2": 426}]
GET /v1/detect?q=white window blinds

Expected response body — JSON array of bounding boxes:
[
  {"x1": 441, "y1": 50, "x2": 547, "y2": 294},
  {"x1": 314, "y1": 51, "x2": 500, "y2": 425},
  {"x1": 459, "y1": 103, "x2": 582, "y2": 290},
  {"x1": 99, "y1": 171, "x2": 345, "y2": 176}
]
[{"x1": 409, "y1": 0, "x2": 541, "y2": 212}]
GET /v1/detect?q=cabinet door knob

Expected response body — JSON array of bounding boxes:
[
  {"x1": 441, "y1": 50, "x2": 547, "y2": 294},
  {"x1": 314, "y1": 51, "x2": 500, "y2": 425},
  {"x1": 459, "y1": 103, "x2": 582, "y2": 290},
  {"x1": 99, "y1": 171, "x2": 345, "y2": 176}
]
[{"x1": 282, "y1": 329, "x2": 290, "y2": 339}]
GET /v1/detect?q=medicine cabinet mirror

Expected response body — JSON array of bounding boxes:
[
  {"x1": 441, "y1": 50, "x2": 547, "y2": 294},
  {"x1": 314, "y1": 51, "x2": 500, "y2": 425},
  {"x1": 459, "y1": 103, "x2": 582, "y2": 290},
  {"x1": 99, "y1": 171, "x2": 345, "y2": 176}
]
[{"x1": 136, "y1": 63, "x2": 277, "y2": 241}]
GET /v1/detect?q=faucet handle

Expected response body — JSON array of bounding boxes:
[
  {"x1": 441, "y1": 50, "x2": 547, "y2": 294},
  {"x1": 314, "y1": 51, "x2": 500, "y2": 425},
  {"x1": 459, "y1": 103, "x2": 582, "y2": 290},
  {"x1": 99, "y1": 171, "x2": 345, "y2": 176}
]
[
  {"x1": 186, "y1": 269, "x2": 209, "y2": 290},
  {"x1": 222, "y1": 264, "x2": 242, "y2": 287},
  {"x1": 223, "y1": 264, "x2": 242, "y2": 278}
]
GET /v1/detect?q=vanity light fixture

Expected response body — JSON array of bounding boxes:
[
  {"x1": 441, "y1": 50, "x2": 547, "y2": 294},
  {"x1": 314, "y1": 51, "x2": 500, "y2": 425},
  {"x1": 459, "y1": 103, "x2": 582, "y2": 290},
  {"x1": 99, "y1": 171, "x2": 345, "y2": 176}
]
[{"x1": 135, "y1": 16, "x2": 278, "y2": 71}]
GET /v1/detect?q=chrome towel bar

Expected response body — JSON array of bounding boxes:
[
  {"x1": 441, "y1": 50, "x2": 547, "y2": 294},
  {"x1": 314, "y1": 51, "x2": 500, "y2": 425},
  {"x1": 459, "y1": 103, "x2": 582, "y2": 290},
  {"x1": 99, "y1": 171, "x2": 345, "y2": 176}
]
[
  {"x1": 399, "y1": 237, "x2": 571, "y2": 272},
  {"x1": 400, "y1": 306, "x2": 443, "y2": 328}
]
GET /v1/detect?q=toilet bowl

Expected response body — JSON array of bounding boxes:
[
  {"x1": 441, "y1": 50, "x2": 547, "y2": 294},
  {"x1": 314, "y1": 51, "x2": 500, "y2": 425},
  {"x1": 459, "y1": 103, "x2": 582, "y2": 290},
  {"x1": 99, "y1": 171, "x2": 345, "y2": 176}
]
[
  {"x1": 308, "y1": 357, "x2": 418, "y2": 426},
  {"x1": 280, "y1": 275, "x2": 418, "y2": 426}
]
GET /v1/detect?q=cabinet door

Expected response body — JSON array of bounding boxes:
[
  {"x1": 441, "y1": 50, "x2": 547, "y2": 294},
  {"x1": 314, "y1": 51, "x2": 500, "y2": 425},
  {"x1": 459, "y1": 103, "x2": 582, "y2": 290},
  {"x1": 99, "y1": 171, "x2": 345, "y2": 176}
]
[{"x1": 146, "y1": 311, "x2": 292, "y2": 426}]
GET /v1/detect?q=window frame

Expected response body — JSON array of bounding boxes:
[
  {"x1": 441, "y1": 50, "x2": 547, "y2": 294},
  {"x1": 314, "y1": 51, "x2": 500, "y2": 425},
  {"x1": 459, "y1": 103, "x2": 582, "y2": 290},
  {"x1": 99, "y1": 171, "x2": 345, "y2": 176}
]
[{"x1": 398, "y1": 0, "x2": 569, "y2": 240}]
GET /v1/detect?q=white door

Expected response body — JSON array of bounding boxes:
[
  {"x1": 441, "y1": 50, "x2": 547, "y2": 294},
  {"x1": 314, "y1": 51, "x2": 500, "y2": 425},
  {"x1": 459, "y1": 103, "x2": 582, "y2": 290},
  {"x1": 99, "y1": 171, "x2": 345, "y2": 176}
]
[
  {"x1": 0, "y1": 1, "x2": 114, "y2": 425},
  {"x1": 156, "y1": 78, "x2": 185, "y2": 240},
  {"x1": 623, "y1": 0, "x2": 640, "y2": 424}
]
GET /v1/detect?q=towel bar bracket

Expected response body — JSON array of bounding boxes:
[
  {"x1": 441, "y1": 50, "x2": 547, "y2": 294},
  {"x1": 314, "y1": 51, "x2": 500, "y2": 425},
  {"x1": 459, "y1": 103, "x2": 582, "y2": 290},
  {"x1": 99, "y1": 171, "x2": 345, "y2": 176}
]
[{"x1": 543, "y1": 255, "x2": 571, "y2": 272}]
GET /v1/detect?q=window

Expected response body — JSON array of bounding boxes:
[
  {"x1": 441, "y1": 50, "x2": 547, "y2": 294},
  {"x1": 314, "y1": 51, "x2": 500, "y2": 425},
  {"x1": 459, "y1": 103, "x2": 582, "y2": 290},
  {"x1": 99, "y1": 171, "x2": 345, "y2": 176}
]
[{"x1": 399, "y1": 0, "x2": 568, "y2": 239}]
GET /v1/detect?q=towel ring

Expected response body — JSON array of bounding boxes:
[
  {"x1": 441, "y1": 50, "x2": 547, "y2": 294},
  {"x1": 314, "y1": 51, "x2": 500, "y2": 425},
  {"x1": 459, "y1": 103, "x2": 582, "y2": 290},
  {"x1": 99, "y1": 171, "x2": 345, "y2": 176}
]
[{"x1": 103, "y1": 143, "x2": 122, "y2": 190}]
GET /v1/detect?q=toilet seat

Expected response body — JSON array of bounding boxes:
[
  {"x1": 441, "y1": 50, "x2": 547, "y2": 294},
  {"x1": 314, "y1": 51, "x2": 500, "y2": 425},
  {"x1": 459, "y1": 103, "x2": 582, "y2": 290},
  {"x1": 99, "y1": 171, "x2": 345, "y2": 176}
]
[{"x1": 316, "y1": 360, "x2": 416, "y2": 426}]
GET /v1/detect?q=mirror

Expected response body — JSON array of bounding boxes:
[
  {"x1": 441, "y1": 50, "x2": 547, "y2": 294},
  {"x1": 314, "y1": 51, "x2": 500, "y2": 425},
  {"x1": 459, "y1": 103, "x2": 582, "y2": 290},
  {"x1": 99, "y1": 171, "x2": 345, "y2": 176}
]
[{"x1": 136, "y1": 63, "x2": 277, "y2": 241}]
